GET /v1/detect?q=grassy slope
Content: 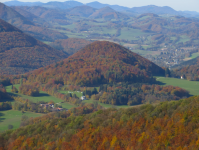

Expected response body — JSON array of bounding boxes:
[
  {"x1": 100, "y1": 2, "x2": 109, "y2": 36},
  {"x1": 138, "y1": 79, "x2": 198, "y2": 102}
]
[
  {"x1": 118, "y1": 28, "x2": 148, "y2": 41},
  {"x1": 0, "y1": 110, "x2": 42, "y2": 132},
  {"x1": 5, "y1": 85, "x2": 75, "y2": 109},
  {"x1": 184, "y1": 52, "x2": 199, "y2": 61},
  {"x1": 156, "y1": 77, "x2": 199, "y2": 96}
]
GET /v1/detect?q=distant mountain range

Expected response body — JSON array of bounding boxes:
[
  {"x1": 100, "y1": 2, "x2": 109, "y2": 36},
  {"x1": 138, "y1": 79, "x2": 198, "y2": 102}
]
[
  {"x1": 0, "y1": 2, "x2": 68, "y2": 41},
  {"x1": 89, "y1": 6, "x2": 129, "y2": 20},
  {"x1": 49, "y1": 38, "x2": 91, "y2": 55},
  {"x1": 4, "y1": 0, "x2": 199, "y2": 17}
]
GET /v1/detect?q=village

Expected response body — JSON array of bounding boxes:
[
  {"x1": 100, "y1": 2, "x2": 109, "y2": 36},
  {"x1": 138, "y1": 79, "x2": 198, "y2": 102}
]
[
  {"x1": 39, "y1": 94, "x2": 87, "y2": 112},
  {"x1": 144, "y1": 46, "x2": 199, "y2": 68}
]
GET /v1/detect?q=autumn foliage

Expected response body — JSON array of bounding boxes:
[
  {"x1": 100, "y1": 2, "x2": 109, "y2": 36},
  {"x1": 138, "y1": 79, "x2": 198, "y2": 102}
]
[
  {"x1": 0, "y1": 19, "x2": 68, "y2": 75},
  {"x1": 1, "y1": 96, "x2": 199, "y2": 149},
  {"x1": 174, "y1": 57, "x2": 199, "y2": 81},
  {"x1": 19, "y1": 84, "x2": 39, "y2": 96},
  {"x1": 94, "y1": 83, "x2": 189, "y2": 105},
  {"x1": 49, "y1": 38, "x2": 91, "y2": 55},
  {"x1": 27, "y1": 41, "x2": 165, "y2": 86}
]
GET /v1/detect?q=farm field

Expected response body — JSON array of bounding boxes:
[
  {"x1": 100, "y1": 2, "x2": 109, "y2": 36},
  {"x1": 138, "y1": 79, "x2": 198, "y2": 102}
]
[
  {"x1": 5, "y1": 85, "x2": 76, "y2": 109},
  {"x1": 59, "y1": 90, "x2": 83, "y2": 98},
  {"x1": 131, "y1": 50, "x2": 154, "y2": 56},
  {"x1": 178, "y1": 35, "x2": 190, "y2": 43},
  {"x1": 118, "y1": 28, "x2": 147, "y2": 41},
  {"x1": 155, "y1": 77, "x2": 199, "y2": 96},
  {"x1": 183, "y1": 52, "x2": 199, "y2": 61},
  {"x1": 89, "y1": 27, "x2": 117, "y2": 35},
  {"x1": 0, "y1": 110, "x2": 43, "y2": 132}
]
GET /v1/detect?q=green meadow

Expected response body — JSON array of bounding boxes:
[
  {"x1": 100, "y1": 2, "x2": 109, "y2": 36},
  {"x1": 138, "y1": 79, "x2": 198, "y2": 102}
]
[
  {"x1": 118, "y1": 27, "x2": 149, "y2": 41},
  {"x1": 187, "y1": 52, "x2": 199, "y2": 60},
  {"x1": 156, "y1": 77, "x2": 199, "y2": 96},
  {"x1": 5, "y1": 85, "x2": 75, "y2": 109},
  {"x1": 0, "y1": 110, "x2": 43, "y2": 132}
]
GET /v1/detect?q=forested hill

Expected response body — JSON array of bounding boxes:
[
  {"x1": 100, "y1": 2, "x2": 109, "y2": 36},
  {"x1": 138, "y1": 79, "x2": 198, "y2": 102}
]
[
  {"x1": 1, "y1": 96, "x2": 199, "y2": 149},
  {"x1": 0, "y1": 19, "x2": 68, "y2": 75},
  {"x1": 173, "y1": 56, "x2": 199, "y2": 81},
  {"x1": 27, "y1": 41, "x2": 165, "y2": 86}
]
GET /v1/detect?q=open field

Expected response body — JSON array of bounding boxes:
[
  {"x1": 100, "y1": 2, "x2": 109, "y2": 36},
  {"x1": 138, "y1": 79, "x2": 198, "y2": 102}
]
[
  {"x1": 118, "y1": 28, "x2": 147, "y2": 41},
  {"x1": 0, "y1": 110, "x2": 43, "y2": 132},
  {"x1": 123, "y1": 44, "x2": 137, "y2": 47},
  {"x1": 183, "y1": 52, "x2": 199, "y2": 61},
  {"x1": 131, "y1": 50, "x2": 153, "y2": 56},
  {"x1": 59, "y1": 90, "x2": 83, "y2": 98},
  {"x1": 178, "y1": 35, "x2": 190, "y2": 43},
  {"x1": 6, "y1": 85, "x2": 76, "y2": 109},
  {"x1": 155, "y1": 77, "x2": 199, "y2": 96},
  {"x1": 89, "y1": 27, "x2": 117, "y2": 35}
]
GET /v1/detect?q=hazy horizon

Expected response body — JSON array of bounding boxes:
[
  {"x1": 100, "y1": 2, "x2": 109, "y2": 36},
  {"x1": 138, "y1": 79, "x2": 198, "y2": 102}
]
[{"x1": 1, "y1": 0, "x2": 199, "y2": 12}]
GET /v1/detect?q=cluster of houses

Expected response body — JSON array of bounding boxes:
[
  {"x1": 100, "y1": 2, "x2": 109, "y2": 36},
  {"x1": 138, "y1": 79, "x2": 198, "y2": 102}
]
[
  {"x1": 40, "y1": 103, "x2": 64, "y2": 111},
  {"x1": 80, "y1": 96, "x2": 86, "y2": 100}
]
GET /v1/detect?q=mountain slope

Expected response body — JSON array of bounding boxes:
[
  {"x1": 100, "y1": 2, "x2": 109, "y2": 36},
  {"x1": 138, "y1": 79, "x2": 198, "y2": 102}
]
[
  {"x1": 66, "y1": 5, "x2": 97, "y2": 17},
  {"x1": 49, "y1": 38, "x2": 91, "y2": 55},
  {"x1": 128, "y1": 5, "x2": 179, "y2": 15},
  {"x1": 89, "y1": 6, "x2": 129, "y2": 20},
  {"x1": 19, "y1": 6, "x2": 68, "y2": 20},
  {"x1": 27, "y1": 41, "x2": 165, "y2": 86},
  {"x1": 86, "y1": 1, "x2": 109, "y2": 9},
  {"x1": 1, "y1": 96, "x2": 199, "y2": 149},
  {"x1": 0, "y1": 19, "x2": 68, "y2": 75},
  {"x1": 0, "y1": 2, "x2": 34, "y2": 26},
  {"x1": 0, "y1": 3, "x2": 68, "y2": 41},
  {"x1": 173, "y1": 56, "x2": 199, "y2": 80},
  {"x1": 41, "y1": 1, "x2": 83, "y2": 9},
  {"x1": 11, "y1": 6, "x2": 49, "y2": 26}
]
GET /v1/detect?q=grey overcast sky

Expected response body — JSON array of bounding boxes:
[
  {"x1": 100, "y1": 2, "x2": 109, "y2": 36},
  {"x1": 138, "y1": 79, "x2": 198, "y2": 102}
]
[{"x1": 2, "y1": 0, "x2": 199, "y2": 12}]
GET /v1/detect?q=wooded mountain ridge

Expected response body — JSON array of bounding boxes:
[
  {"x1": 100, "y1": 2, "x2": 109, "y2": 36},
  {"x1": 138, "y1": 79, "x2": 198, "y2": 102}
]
[
  {"x1": 4, "y1": 0, "x2": 199, "y2": 17},
  {"x1": 0, "y1": 2, "x2": 68, "y2": 42},
  {"x1": 0, "y1": 19, "x2": 68, "y2": 75}
]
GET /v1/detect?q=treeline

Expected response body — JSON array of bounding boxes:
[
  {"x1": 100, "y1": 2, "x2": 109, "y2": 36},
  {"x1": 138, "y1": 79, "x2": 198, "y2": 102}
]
[
  {"x1": 0, "y1": 101, "x2": 12, "y2": 111},
  {"x1": 174, "y1": 61, "x2": 199, "y2": 81},
  {"x1": 2, "y1": 96, "x2": 199, "y2": 149},
  {"x1": 13, "y1": 98, "x2": 50, "y2": 113},
  {"x1": 19, "y1": 84, "x2": 39, "y2": 96},
  {"x1": 0, "y1": 84, "x2": 12, "y2": 110},
  {"x1": 42, "y1": 81, "x2": 82, "y2": 106},
  {"x1": 90, "y1": 83, "x2": 189, "y2": 105}
]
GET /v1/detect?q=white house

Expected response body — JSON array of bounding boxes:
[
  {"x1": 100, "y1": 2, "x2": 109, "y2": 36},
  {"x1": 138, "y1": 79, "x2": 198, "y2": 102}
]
[{"x1": 80, "y1": 96, "x2": 86, "y2": 100}]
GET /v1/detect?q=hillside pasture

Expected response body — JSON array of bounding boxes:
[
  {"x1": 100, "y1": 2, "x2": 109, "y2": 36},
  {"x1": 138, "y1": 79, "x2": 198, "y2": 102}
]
[
  {"x1": 118, "y1": 28, "x2": 147, "y2": 41},
  {"x1": 183, "y1": 52, "x2": 199, "y2": 61},
  {"x1": 155, "y1": 77, "x2": 199, "y2": 96},
  {"x1": 0, "y1": 110, "x2": 42, "y2": 132},
  {"x1": 5, "y1": 85, "x2": 75, "y2": 109}
]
